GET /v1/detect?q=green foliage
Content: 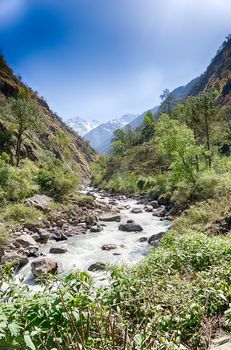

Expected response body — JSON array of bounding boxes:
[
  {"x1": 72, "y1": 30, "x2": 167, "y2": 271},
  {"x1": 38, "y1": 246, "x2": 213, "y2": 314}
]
[
  {"x1": 0, "y1": 203, "x2": 42, "y2": 225},
  {"x1": 0, "y1": 230, "x2": 229, "y2": 349},
  {"x1": 37, "y1": 158, "x2": 80, "y2": 201},
  {"x1": 140, "y1": 110, "x2": 156, "y2": 142},
  {"x1": 105, "y1": 172, "x2": 138, "y2": 193},
  {"x1": 91, "y1": 155, "x2": 110, "y2": 186},
  {"x1": 7, "y1": 88, "x2": 42, "y2": 166},
  {"x1": 0, "y1": 158, "x2": 39, "y2": 204},
  {"x1": 112, "y1": 126, "x2": 140, "y2": 157},
  {"x1": 156, "y1": 115, "x2": 204, "y2": 184}
]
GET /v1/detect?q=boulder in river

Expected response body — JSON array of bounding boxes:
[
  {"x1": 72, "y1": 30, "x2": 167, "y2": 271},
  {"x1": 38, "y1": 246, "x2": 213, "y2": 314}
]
[
  {"x1": 88, "y1": 262, "x2": 107, "y2": 272},
  {"x1": 149, "y1": 200, "x2": 159, "y2": 209},
  {"x1": 35, "y1": 229, "x2": 50, "y2": 243},
  {"x1": 101, "y1": 244, "x2": 117, "y2": 251},
  {"x1": 15, "y1": 234, "x2": 38, "y2": 249},
  {"x1": 130, "y1": 208, "x2": 143, "y2": 214},
  {"x1": 31, "y1": 258, "x2": 58, "y2": 277},
  {"x1": 49, "y1": 247, "x2": 67, "y2": 254},
  {"x1": 109, "y1": 199, "x2": 118, "y2": 206},
  {"x1": 119, "y1": 221, "x2": 143, "y2": 232},
  {"x1": 99, "y1": 215, "x2": 121, "y2": 222},
  {"x1": 137, "y1": 237, "x2": 147, "y2": 242},
  {"x1": 50, "y1": 230, "x2": 68, "y2": 241},
  {"x1": 148, "y1": 232, "x2": 165, "y2": 245},
  {"x1": 157, "y1": 194, "x2": 171, "y2": 206},
  {"x1": 152, "y1": 207, "x2": 166, "y2": 217},
  {"x1": 26, "y1": 247, "x2": 40, "y2": 258},
  {"x1": 90, "y1": 225, "x2": 102, "y2": 233},
  {"x1": 144, "y1": 205, "x2": 153, "y2": 212},
  {"x1": 26, "y1": 194, "x2": 53, "y2": 211},
  {"x1": 1, "y1": 252, "x2": 29, "y2": 266}
]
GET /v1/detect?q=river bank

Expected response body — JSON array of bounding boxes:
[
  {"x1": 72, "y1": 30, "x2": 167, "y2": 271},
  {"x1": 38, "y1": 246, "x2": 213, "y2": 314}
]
[{"x1": 0, "y1": 188, "x2": 171, "y2": 283}]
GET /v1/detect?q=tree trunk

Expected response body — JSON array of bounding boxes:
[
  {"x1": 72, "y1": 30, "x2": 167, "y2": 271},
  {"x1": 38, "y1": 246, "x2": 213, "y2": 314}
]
[
  {"x1": 204, "y1": 111, "x2": 211, "y2": 167},
  {"x1": 16, "y1": 130, "x2": 22, "y2": 167},
  {"x1": 193, "y1": 128, "x2": 199, "y2": 172}
]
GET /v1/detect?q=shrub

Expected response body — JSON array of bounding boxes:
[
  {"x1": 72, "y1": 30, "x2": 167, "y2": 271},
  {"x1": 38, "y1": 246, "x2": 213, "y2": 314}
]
[
  {"x1": 0, "y1": 203, "x2": 42, "y2": 225},
  {"x1": 37, "y1": 159, "x2": 80, "y2": 201},
  {"x1": 0, "y1": 159, "x2": 39, "y2": 202}
]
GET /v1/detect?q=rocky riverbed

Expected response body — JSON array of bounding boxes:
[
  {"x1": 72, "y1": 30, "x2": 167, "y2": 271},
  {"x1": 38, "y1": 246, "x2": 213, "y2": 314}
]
[{"x1": 1, "y1": 189, "x2": 171, "y2": 284}]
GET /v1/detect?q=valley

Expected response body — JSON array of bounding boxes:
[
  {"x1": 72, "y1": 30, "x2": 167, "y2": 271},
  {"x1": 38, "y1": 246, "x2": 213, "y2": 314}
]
[{"x1": 0, "y1": 34, "x2": 230, "y2": 350}]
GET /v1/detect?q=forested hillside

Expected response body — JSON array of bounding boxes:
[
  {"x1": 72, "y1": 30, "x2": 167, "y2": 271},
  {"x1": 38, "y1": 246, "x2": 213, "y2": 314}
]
[
  {"x1": 92, "y1": 36, "x2": 231, "y2": 196},
  {"x1": 0, "y1": 53, "x2": 97, "y2": 249},
  {"x1": 0, "y1": 54, "x2": 96, "y2": 178},
  {"x1": 88, "y1": 36, "x2": 231, "y2": 349}
]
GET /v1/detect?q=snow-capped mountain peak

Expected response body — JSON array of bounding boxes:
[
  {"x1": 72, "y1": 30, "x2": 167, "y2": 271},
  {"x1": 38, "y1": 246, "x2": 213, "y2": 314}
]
[{"x1": 67, "y1": 117, "x2": 100, "y2": 136}]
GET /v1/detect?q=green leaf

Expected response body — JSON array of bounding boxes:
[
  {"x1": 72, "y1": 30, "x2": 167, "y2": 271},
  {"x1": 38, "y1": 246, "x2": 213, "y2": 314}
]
[
  {"x1": 24, "y1": 333, "x2": 36, "y2": 350},
  {"x1": 8, "y1": 322, "x2": 20, "y2": 337}
]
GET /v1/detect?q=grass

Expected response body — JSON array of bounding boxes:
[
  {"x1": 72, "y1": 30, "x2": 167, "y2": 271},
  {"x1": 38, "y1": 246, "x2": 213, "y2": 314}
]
[
  {"x1": 0, "y1": 203, "x2": 43, "y2": 226},
  {"x1": 173, "y1": 195, "x2": 231, "y2": 233}
]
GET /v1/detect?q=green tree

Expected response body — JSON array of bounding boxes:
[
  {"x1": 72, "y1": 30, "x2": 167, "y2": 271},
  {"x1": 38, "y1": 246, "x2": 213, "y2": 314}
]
[
  {"x1": 112, "y1": 127, "x2": 139, "y2": 156},
  {"x1": 8, "y1": 88, "x2": 41, "y2": 166},
  {"x1": 156, "y1": 115, "x2": 204, "y2": 184},
  {"x1": 193, "y1": 92, "x2": 217, "y2": 168},
  {"x1": 141, "y1": 111, "x2": 156, "y2": 142},
  {"x1": 160, "y1": 88, "x2": 176, "y2": 115}
]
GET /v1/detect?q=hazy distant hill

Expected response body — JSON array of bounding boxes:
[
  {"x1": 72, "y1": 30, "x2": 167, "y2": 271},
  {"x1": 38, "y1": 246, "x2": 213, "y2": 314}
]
[{"x1": 84, "y1": 114, "x2": 138, "y2": 153}]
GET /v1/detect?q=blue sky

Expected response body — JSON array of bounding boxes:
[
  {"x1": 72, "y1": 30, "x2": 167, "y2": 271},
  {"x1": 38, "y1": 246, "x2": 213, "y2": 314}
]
[{"x1": 0, "y1": 0, "x2": 230, "y2": 122}]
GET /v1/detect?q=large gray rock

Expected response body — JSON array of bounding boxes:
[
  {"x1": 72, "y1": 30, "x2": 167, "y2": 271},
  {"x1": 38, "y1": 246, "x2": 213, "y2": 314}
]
[
  {"x1": 90, "y1": 225, "x2": 102, "y2": 233},
  {"x1": 148, "y1": 232, "x2": 165, "y2": 245},
  {"x1": 144, "y1": 205, "x2": 153, "y2": 212},
  {"x1": 1, "y1": 252, "x2": 29, "y2": 266},
  {"x1": 119, "y1": 221, "x2": 143, "y2": 232},
  {"x1": 16, "y1": 234, "x2": 38, "y2": 248},
  {"x1": 101, "y1": 244, "x2": 117, "y2": 251},
  {"x1": 49, "y1": 247, "x2": 67, "y2": 254},
  {"x1": 88, "y1": 262, "x2": 107, "y2": 272},
  {"x1": 137, "y1": 237, "x2": 147, "y2": 242},
  {"x1": 149, "y1": 200, "x2": 159, "y2": 209},
  {"x1": 37, "y1": 228, "x2": 50, "y2": 243},
  {"x1": 31, "y1": 258, "x2": 58, "y2": 277},
  {"x1": 50, "y1": 230, "x2": 68, "y2": 241},
  {"x1": 26, "y1": 194, "x2": 53, "y2": 211},
  {"x1": 99, "y1": 215, "x2": 121, "y2": 222},
  {"x1": 152, "y1": 207, "x2": 166, "y2": 217},
  {"x1": 130, "y1": 208, "x2": 143, "y2": 214}
]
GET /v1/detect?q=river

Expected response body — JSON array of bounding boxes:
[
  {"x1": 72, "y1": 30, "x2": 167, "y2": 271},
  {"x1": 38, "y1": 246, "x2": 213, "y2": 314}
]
[{"x1": 16, "y1": 190, "x2": 170, "y2": 285}]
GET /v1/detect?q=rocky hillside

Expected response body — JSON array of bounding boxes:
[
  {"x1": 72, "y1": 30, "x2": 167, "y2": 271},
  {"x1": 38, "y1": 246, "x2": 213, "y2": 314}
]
[
  {"x1": 0, "y1": 54, "x2": 96, "y2": 179},
  {"x1": 189, "y1": 35, "x2": 231, "y2": 103}
]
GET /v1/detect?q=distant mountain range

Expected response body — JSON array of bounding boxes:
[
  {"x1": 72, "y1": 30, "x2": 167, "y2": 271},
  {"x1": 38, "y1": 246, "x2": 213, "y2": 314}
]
[
  {"x1": 84, "y1": 114, "x2": 138, "y2": 154},
  {"x1": 67, "y1": 36, "x2": 231, "y2": 155},
  {"x1": 67, "y1": 117, "x2": 100, "y2": 136},
  {"x1": 67, "y1": 78, "x2": 200, "y2": 154}
]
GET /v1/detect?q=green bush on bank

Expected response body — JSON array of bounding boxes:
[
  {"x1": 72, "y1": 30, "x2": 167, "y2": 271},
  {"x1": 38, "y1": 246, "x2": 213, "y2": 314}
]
[
  {"x1": 0, "y1": 230, "x2": 230, "y2": 349},
  {"x1": 37, "y1": 158, "x2": 80, "y2": 201}
]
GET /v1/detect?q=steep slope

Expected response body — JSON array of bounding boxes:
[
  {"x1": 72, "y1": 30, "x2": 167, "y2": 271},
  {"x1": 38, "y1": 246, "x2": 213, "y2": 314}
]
[
  {"x1": 189, "y1": 35, "x2": 231, "y2": 102},
  {"x1": 0, "y1": 54, "x2": 96, "y2": 179},
  {"x1": 127, "y1": 106, "x2": 159, "y2": 129},
  {"x1": 155, "y1": 77, "x2": 199, "y2": 117},
  {"x1": 67, "y1": 117, "x2": 100, "y2": 136},
  {"x1": 125, "y1": 78, "x2": 199, "y2": 131},
  {"x1": 84, "y1": 113, "x2": 138, "y2": 153}
]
